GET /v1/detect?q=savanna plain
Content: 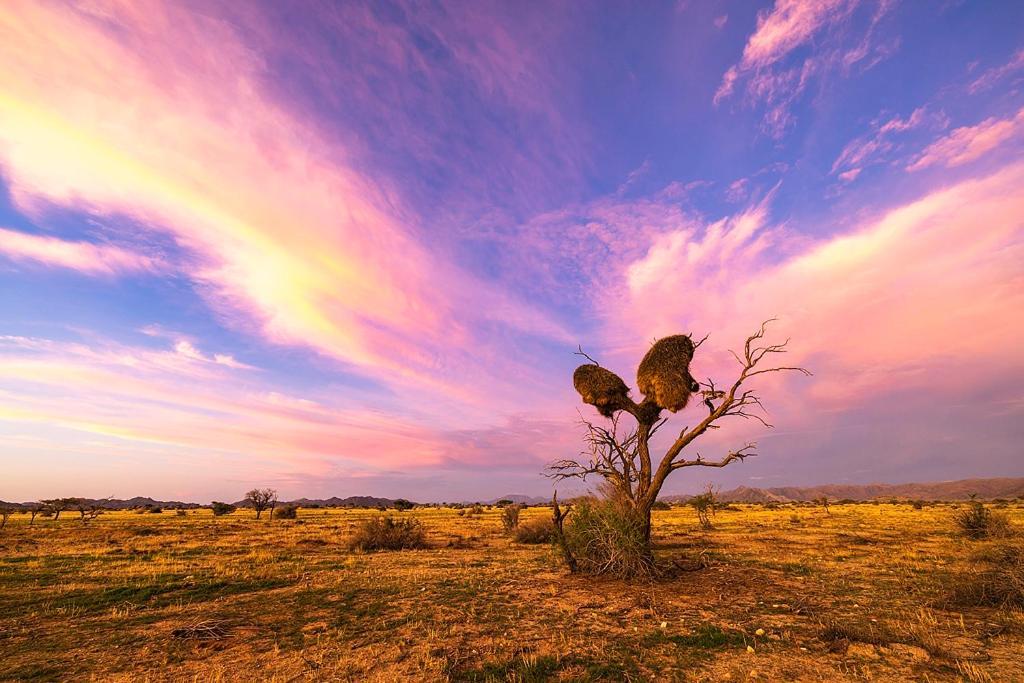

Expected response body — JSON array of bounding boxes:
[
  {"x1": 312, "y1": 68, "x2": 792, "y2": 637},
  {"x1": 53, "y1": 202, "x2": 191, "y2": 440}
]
[{"x1": 2, "y1": 502, "x2": 1022, "y2": 682}]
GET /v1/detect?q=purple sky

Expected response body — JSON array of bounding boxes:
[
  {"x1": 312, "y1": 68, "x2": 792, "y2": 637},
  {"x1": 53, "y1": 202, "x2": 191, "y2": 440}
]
[{"x1": 1, "y1": 0, "x2": 1023, "y2": 502}]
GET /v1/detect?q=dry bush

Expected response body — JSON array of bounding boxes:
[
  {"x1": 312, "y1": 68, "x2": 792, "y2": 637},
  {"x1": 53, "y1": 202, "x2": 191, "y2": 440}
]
[
  {"x1": 954, "y1": 500, "x2": 1013, "y2": 539},
  {"x1": 274, "y1": 505, "x2": 298, "y2": 520},
  {"x1": 512, "y1": 517, "x2": 555, "y2": 544},
  {"x1": 467, "y1": 504, "x2": 485, "y2": 516},
  {"x1": 947, "y1": 540, "x2": 1024, "y2": 607},
  {"x1": 563, "y1": 496, "x2": 654, "y2": 578},
  {"x1": 501, "y1": 504, "x2": 522, "y2": 532},
  {"x1": 349, "y1": 515, "x2": 427, "y2": 551}
]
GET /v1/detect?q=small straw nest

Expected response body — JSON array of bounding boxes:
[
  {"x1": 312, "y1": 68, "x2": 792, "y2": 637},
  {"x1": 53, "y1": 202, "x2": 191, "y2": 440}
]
[
  {"x1": 636, "y1": 335, "x2": 700, "y2": 412},
  {"x1": 573, "y1": 364, "x2": 630, "y2": 417}
]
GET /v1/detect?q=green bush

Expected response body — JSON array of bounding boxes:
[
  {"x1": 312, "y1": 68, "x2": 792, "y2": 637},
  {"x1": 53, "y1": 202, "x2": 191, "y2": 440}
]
[
  {"x1": 563, "y1": 496, "x2": 653, "y2": 578},
  {"x1": 350, "y1": 516, "x2": 427, "y2": 551},
  {"x1": 210, "y1": 502, "x2": 236, "y2": 516}
]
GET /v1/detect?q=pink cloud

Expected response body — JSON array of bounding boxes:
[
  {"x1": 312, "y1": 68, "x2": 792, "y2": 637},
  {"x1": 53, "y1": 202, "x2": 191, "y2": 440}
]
[
  {"x1": 0, "y1": 0, "x2": 570, "y2": 411},
  {"x1": 715, "y1": 0, "x2": 894, "y2": 137},
  {"x1": 0, "y1": 226, "x2": 158, "y2": 275},
  {"x1": 907, "y1": 107, "x2": 1024, "y2": 172},
  {"x1": 616, "y1": 161, "x2": 1024, "y2": 414},
  {"x1": 830, "y1": 106, "x2": 942, "y2": 181},
  {"x1": 968, "y1": 49, "x2": 1024, "y2": 94}
]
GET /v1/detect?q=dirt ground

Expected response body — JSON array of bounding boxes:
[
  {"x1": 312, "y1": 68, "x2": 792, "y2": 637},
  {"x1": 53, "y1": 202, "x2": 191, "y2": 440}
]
[{"x1": 1, "y1": 502, "x2": 1022, "y2": 682}]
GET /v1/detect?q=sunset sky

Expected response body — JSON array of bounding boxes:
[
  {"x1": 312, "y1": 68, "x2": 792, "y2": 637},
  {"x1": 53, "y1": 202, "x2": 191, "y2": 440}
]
[{"x1": 1, "y1": 0, "x2": 1023, "y2": 503}]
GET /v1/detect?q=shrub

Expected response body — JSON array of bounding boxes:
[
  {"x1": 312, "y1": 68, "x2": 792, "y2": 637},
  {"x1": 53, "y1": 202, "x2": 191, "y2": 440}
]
[
  {"x1": 350, "y1": 516, "x2": 427, "y2": 551},
  {"x1": 651, "y1": 500, "x2": 671, "y2": 511},
  {"x1": 176, "y1": 509, "x2": 187, "y2": 517},
  {"x1": 392, "y1": 499, "x2": 414, "y2": 511},
  {"x1": 912, "y1": 500, "x2": 924, "y2": 510},
  {"x1": 274, "y1": 504, "x2": 298, "y2": 520},
  {"x1": 512, "y1": 516, "x2": 556, "y2": 544},
  {"x1": 210, "y1": 502, "x2": 236, "y2": 516},
  {"x1": 149, "y1": 507, "x2": 163, "y2": 514},
  {"x1": 501, "y1": 504, "x2": 522, "y2": 532},
  {"x1": 562, "y1": 496, "x2": 653, "y2": 578},
  {"x1": 468, "y1": 504, "x2": 485, "y2": 516},
  {"x1": 955, "y1": 499, "x2": 1013, "y2": 539},
  {"x1": 947, "y1": 541, "x2": 1024, "y2": 607}
]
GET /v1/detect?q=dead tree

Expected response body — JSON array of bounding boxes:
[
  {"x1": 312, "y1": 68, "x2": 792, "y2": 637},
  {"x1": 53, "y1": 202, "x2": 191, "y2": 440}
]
[
  {"x1": 245, "y1": 488, "x2": 277, "y2": 520},
  {"x1": 550, "y1": 320, "x2": 810, "y2": 548},
  {"x1": 0, "y1": 507, "x2": 13, "y2": 530},
  {"x1": 27, "y1": 503, "x2": 42, "y2": 526}
]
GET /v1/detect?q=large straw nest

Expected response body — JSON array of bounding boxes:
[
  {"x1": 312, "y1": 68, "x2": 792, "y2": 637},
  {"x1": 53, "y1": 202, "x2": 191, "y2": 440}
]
[
  {"x1": 636, "y1": 335, "x2": 699, "y2": 412},
  {"x1": 573, "y1": 364, "x2": 630, "y2": 417}
]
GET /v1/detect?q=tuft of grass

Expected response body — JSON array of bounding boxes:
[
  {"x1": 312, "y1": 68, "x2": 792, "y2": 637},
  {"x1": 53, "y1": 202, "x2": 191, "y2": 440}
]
[
  {"x1": 954, "y1": 500, "x2": 1013, "y2": 539},
  {"x1": 946, "y1": 540, "x2": 1024, "y2": 607},
  {"x1": 562, "y1": 496, "x2": 654, "y2": 578}
]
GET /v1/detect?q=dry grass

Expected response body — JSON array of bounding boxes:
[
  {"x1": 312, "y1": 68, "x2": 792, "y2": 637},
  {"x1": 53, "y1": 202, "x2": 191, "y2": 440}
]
[{"x1": 1, "y1": 503, "x2": 1022, "y2": 681}]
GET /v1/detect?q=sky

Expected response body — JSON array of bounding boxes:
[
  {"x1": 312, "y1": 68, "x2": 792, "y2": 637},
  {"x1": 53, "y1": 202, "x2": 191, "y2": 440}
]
[{"x1": 1, "y1": 0, "x2": 1023, "y2": 503}]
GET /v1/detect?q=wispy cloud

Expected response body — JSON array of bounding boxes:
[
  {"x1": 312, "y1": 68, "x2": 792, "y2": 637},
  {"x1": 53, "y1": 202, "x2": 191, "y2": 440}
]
[
  {"x1": 0, "y1": 0, "x2": 570, "y2": 410},
  {"x1": 0, "y1": 227, "x2": 159, "y2": 275},
  {"x1": 907, "y1": 107, "x2": 1024, "y2": 172},
  {"x1": 715, "y1": 0, "x2": 895, "y2": 137},
  {"x1": 830, "y1": 106, "x2": 948, "y2": 181},
  {"x1": 968, "y1": 48, "x2": 1024, "y2": 94}
]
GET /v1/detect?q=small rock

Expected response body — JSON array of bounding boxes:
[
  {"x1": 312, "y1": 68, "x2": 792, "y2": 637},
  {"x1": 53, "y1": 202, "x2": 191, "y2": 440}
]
[
  {"x1": 660, "y1": 621, "x2": 668, "y2": 629},
  {"x1": 755, "y1": 628, "x2": 765, "y2": 636},
  {"x1": 746, "y1": 645, "x2": 755, "y2": 653}
]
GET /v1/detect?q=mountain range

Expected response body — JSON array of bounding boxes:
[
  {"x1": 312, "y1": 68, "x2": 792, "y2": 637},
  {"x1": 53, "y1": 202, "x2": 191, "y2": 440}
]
[
  {"x1": 4, "y1": 477, "x2": 1023, "y2": 509},
  {"x1": 663, "y1": 477, "x2": 1024, "y2": 503}
]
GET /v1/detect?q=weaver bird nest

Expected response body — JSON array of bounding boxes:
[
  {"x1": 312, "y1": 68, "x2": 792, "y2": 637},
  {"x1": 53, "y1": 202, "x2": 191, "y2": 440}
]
[
  {"x1": 573, "y1": 334, "x2": 701, "y2": 417},
  {"x1": 572, "y1": 363, "x2": 631, "y2": 418}
]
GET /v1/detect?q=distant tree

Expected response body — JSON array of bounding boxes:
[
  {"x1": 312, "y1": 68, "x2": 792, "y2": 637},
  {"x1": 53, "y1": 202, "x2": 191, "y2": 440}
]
[
  {"x1": 814, "y1": 496, "x2": 831, "y2": 515},
  {"x1": 27, "y1": 503, "x2": 43, "y2": 526},
  {"x1": 501, "y1": 504, "x2": 522, "y2": 532},
  {"x1": 392, "y1": 499, "x2": 414, "y2": 511},
  {"x1": 210, "y1": 501, "x2": 236, "y2": 517},
  {"x1": 0, "y1": 507, "x2": 14, "y2": 530},
  {"x1": 495, "y1": 499, "x2": 514, "y2": 507},
  {"x1": 72, "y1": 498, "x2": 106, "y2": 524},
  {"x1": 689, "y1": 485, "x2": 718, "y2": 530},
  {"x1": 245, "y1": 488, "x2": 277, "y2": 520},
  {"x1": 41, "y1": 498, "x2": 75, "y2": 521}
]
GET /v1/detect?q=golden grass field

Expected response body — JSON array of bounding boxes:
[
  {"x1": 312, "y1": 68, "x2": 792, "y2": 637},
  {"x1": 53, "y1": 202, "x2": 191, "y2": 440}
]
[{"x1": 1, "y1": 503, "x2": 1022, "y2": 682}]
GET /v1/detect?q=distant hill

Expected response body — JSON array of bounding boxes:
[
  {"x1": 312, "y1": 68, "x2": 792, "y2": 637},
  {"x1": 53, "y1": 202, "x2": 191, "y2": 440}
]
[
  {"x1": 488, "y1": 494, "x2": 549, "y2": 505},
  {"x1": 0, "y1": 497, "x2": 202, "y2": 510},
  {"x1": 234, "y1": 495, "x2": 402, "y2": 509},
  {"x1": 665, "y1": 477, "x2": 1024, "y2": 503}
]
